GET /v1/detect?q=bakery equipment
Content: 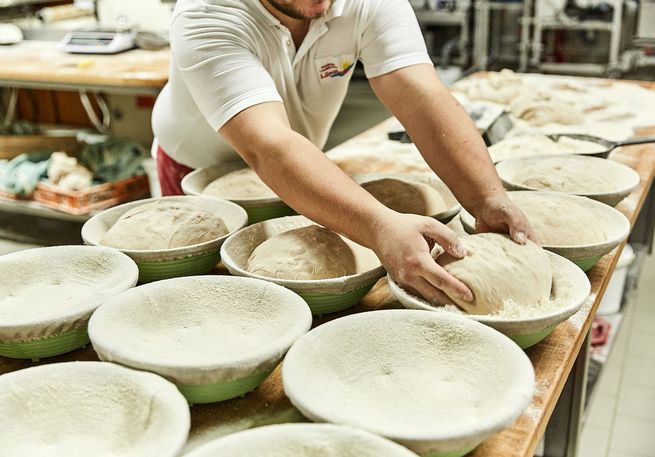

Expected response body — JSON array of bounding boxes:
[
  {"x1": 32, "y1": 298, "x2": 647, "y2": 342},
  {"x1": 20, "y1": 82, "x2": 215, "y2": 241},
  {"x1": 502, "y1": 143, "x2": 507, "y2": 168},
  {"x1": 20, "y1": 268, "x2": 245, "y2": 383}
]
[{"x1": 547, "y1": 133, "x2": 655, "y2": 158}]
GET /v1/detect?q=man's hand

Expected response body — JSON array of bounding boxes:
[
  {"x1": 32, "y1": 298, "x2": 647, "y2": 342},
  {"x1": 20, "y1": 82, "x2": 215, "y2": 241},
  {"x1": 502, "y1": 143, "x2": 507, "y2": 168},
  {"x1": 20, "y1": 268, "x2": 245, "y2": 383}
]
[
  {"x1": 371, "y1": 211, "x2": 474, "y2": 305},
  {"x1": 471, "y1": 195, "x2": 537, "y2": 245}
]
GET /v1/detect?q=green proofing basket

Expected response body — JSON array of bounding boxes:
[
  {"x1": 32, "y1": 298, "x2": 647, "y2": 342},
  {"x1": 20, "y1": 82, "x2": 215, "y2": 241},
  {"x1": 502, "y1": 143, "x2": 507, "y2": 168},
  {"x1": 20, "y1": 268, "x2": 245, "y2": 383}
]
[
  {"x1": 354, "y1": 173, "x2": 461, "y2": 225},
  {"x1": 459, "y1": 191, "x2": 631, "y2": 273},
  {"x1": 0, "y1": 245, "x2": 139, "y2": 361},
  {"x1": 220, "y1": 215, "x2": 386, "y2": 316},
  {"x1": 88, "y1": 276, "x2": 313, "y2": 405},
  {"x1": 0, "y1": 328, "x2": 90, "y2": 361},
  {"x1": 181, "y1": 162, "x2": 295, "y2": 224},
  {"x1": 81, "y1": 196, "x2": 248, "y2": 283},
  {"x1": 182, "y1": 424, "x2": 422, "y2": 457},
  {"x1": 388, "y1": 251, "x2": 592, "y2": 350},
  {"x1": 282, "y1": 310, "x2": 535, "y2": 457},
  {"x1": 495, "y1": 154, "x2": 640, "y2": 207},
  {"x1": 178, "y1": 370, "x2": 272, "y2": 405}
]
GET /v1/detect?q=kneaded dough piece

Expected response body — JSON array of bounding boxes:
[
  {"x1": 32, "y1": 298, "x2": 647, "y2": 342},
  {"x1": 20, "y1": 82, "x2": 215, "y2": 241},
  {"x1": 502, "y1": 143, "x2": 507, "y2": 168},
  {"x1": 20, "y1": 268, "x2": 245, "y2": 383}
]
[
  {"x1": 437, "y1": 233, "x2": 552, "y2": 315},
  {"x1": 515, "y1": 156, "x2": 619, "y2": 193},
  {"x1": 510, "y1": 193, "x2": 607, "y2": 246},
  {"x1": 247, "y1": 225, "x2": 356, "y2": 280},
  {"x1": 101, "y1": 201, "x2": 228, "y2": 250},
  {"x1": 509, "y1": 93, "x2": 584, "y2": 126},
  {"x1": 362, "y1": 178, "x2": 447, "y2": 216},
  {"x1": 203, "y1": 168, "x2": 277, "y2": 199},
  {"x1": 489, "y1": 135, "x2": 604, "y2": 162}
]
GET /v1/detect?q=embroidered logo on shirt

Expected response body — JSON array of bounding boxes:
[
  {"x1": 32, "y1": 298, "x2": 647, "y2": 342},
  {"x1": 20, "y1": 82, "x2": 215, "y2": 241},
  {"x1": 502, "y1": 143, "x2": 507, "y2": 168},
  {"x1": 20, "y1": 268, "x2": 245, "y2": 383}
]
[{"x1": 317, "y1": 56, "x2": 355, "y2": 79}]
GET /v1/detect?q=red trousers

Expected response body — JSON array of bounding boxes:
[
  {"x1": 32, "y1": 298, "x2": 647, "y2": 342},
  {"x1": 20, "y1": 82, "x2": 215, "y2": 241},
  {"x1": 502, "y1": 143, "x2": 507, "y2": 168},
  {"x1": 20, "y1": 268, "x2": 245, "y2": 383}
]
[{"x1": 156, "y1": 146, "x2": 194, "y2": 196}]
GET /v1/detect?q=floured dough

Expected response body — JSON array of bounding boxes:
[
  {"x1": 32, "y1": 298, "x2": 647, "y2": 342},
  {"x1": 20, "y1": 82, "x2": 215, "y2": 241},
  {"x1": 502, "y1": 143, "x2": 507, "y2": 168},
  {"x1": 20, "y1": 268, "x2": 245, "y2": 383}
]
[
  {"x1": 0, "y1": 362, "x2": 189, "y2": 457},
  {"x1": 183, "y1": 424, "x2": 419, "y2": 457},
  {"x1": 458, "y1": 69, "x2": 526, "y2": 105},
  {"x1": 513, "y1": 156, "x2": 621, "y2": 193},
  {"x1": 202, "y1": 168, "x2": 276, "y2": 199},
  {"x1": 333, "y1": 155, "x2": 431, "y2": 175},
  {"x1": 509, "y1": 93, "x2": 584, "y2": 127},
  {"x1": 101, "y1": 200, "x2": 228, "y2": 250},
  {"x1": 436, "y1": 233, "x2": 552, "y2": 314},
  {"x1": 362, "y1": 178, "x2": 447, "y2": 215},
  {"x1": 509, "y1": 193, "x2": 608, "y2": 246},
  {"x1": 489, "y1": 134, "x2": 604, "y2": 163},
  {"x1": 247, "y1": 225, "x2": 356, "y2": 280}
]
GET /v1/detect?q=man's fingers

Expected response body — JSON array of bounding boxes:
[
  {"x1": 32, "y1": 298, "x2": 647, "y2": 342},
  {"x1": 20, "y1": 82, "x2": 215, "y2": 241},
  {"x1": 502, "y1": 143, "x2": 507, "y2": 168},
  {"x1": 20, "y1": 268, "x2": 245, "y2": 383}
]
[
  {"x1": 410, "y1": 277, "x2": 454, "y2": 305},
  {"x1": 421, "y1": 218, "x2": 466, "y2": 259},
  {"x1": 420, "y1": 256, "x2": 474, "y2": 302}
]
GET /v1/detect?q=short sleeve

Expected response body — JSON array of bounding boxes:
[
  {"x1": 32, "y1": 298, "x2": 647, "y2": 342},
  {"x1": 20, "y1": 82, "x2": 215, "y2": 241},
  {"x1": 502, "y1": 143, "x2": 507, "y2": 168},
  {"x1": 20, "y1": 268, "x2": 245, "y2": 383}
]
[
  {"x1": 170, "y1": 9, "x2": 283, "y2": 131},
  {"x1": 359, "y1": 0, "x2": 433, "y2": 79}
]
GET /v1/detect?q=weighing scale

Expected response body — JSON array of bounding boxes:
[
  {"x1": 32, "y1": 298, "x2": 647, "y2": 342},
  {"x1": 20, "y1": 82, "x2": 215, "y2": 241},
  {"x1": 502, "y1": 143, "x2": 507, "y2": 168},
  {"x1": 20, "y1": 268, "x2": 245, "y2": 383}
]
[{"x1": 59, "y1": 29, "x2": 135, "y2": 54}]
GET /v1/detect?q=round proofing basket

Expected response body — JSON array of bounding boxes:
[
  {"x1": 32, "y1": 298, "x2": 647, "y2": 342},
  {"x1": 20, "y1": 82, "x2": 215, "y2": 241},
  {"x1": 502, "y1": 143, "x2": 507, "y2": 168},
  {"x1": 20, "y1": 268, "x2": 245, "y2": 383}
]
[
  {"x1": 183, "y1": 423, "x2": 420, "y2": 457},
  {"x1": 220, "y1": 215, "x2": 385, "y2": 315},
  {"x1": 354, "y1": 173, "x2": 461, "y2": 224},
  {"x1": 495, "y1": 154, "x2": 640, "y2": 207},
  {"x1": 0, "y1": 245, "x2": 138, "y2": 360},
  {"x1": 282, "y1": 310, "x2": 535, "y2": 457},
  {"x1": 181, "y1": 161, "x2": 295, "y2": 224},
  {"x1": 0, "y1": 362, "x2": 190, "y2": 457},
  {"x1": 81, "y1": 196, "x2": 248, "y2": 283},
  {"x1": 459, "y1": 191, "x2": 631, "y2": 271},
  {"x1": 388, "y1": 251, "x2": 591, "y2": 349},
  {"x1": 88, "y1": 276, "x2": 312, "y2": 405}
]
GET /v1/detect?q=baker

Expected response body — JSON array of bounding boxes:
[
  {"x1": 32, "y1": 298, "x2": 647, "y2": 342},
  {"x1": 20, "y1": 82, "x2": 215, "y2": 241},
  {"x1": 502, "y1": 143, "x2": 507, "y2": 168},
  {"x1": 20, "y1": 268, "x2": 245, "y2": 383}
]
[{"x1": 151, "y1": 0, "x2": 534, "y2": 305}]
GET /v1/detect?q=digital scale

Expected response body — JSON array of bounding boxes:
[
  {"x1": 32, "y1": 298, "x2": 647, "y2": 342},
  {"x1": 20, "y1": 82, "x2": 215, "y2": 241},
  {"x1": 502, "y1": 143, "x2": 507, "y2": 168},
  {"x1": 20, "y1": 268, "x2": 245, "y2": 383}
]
[{"x1": 59, "y1": 29, "x2": 135, "y2": 54}]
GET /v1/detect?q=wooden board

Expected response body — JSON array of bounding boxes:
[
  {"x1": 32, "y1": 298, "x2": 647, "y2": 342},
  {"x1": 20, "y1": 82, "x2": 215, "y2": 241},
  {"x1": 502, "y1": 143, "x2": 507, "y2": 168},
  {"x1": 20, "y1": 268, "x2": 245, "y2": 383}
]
[
  {"x1": 1, "y1": 76, "x2": 655, "y2": 456},
  {"x1": 0, "y1": 41, "x2": 169, "y2": 89}
]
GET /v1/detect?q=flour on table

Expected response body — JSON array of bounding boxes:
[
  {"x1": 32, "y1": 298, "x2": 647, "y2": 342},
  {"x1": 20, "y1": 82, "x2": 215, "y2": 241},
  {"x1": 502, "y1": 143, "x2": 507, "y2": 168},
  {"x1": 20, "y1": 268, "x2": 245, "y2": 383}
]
[
  {"x1": 247, "y1": 225, "x2": 356, "y2": 280},
  {"x1": 101, "y1": 200, "x2": 228, "y2": 250},
  {"x1": 436, "y1": 233, "x2": 552, "y2": 315},
  {"x1": 362, "y1": 178, "x2": 447, "y2": 216},
  {"x1": 203, "y1": 168, "x2": 277, "y2": 199}
]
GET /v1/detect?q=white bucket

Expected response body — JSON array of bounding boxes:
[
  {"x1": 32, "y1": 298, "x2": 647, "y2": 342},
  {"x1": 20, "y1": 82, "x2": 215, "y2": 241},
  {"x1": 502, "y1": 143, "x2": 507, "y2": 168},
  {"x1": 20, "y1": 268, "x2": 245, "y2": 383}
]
[{"x1": 597, "y1": 244, "x2": 635, "y2": 315}]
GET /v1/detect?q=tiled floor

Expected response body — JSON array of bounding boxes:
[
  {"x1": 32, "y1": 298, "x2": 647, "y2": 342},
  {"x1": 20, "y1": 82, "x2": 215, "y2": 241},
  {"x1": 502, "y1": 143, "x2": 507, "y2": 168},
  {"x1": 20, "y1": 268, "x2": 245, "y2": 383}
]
[{"x1": 578, "y1": 250, "x2": 655, "y2": 457}]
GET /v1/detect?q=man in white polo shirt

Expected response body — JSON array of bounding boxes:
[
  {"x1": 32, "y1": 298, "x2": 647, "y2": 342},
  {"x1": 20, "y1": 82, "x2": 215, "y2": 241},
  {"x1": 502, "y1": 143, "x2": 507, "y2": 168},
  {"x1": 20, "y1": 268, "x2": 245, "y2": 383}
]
[{"x1": 152, "y1": 0, "x2": 534, "y2": 305}]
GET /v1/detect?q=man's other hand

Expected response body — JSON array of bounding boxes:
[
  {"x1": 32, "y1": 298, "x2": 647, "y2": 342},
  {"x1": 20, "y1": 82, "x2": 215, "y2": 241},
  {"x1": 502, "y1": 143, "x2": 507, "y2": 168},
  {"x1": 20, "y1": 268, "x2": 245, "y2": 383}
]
[{"x1": 472, "y1": 195, "x2": 537, "y2": 245}]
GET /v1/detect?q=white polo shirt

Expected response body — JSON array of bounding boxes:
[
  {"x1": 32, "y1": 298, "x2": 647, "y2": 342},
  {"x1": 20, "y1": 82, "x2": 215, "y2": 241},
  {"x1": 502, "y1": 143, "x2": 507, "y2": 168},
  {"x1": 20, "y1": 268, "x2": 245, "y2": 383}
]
[{"x1": 152, "y1": 0, "x2": 431, "y2": 169}]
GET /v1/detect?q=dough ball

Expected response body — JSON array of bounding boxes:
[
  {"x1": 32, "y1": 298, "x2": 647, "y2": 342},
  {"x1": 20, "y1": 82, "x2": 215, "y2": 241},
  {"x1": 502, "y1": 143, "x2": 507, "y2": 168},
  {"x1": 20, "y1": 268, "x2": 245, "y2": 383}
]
[
  {"x1": 509, "y1": 193, "x2": 607, "y2": 246},
  {"x1": 436, "y1": 233, "x2": 552, "y2": 315},
  {"x1": 514, "y1": 156, "x2": 619, "y2": 193},
  {"x1": 247, "y1": 225, "x2": 356, "y2": 280},
  {"x1": 101, "y1": 200, "x2": 228, "y2": 250},
  {"x1": 509, "y1": 93, "x2": 584, "y2": 126},
  {"x1": 203, "y1": 168, "x2": 276, "y2": 199},
  {"x1": 334, "y1": 156, "x2": 431, "y2": 175},
  {"x1": 362, "y1": 178, "x2": 448, "y2": 216}
]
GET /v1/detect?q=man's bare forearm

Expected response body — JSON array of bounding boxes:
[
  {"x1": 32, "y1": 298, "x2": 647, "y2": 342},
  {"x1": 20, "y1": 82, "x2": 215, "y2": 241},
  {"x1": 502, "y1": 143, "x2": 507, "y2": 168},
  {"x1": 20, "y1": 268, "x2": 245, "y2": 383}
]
[
  {"x1": 220, "y1": 102, "x2": 392, "y2": 249},
  {"x1": 370, "y1": 64, "x2": 506, "y2": 216}
]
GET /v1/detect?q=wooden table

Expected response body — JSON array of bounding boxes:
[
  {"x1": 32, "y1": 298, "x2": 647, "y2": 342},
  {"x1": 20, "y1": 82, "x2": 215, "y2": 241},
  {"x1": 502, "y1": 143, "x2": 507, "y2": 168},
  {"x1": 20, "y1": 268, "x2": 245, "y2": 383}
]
[
  {"x1": 0, "y1": 40, "x2": 169, "y2": 95},
  {"x1": 1, "y1": 78, "x2": 655, "y2": 457}
]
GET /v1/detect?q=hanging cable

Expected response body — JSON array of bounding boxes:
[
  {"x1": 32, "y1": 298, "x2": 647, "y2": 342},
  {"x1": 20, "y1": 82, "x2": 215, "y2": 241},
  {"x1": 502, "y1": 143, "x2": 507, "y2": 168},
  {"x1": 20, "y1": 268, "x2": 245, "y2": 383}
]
[{"x1": 79, "y1": 89, "x2": 111, "y2": 134}]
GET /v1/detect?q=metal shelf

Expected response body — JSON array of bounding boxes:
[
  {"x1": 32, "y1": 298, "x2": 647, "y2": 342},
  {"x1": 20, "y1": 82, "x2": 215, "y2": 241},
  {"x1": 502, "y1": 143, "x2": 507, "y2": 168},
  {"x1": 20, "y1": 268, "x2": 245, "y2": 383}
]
[{"x1": 537, "y1": 19, "x2": 614, "y2": 31}]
